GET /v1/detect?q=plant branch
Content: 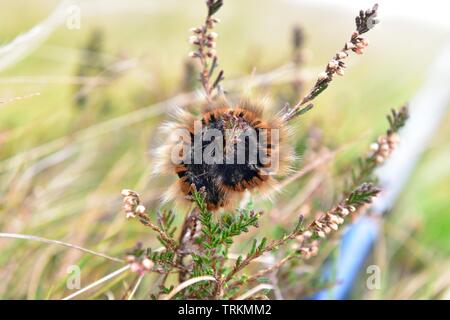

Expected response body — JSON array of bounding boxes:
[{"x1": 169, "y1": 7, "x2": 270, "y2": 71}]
[
  {"x1": 282, "y1": 3, "x2": 379, "y2": 121},
  {"x1": 121, "y1": 189, "x2": 178, "y2": 251},
  {"x1": 189, "y1": 0, "x2": 224, "y2": 101}
]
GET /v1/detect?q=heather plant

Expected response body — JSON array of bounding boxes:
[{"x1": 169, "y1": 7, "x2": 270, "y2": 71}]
[
  {"x1": 2, "y1": 0, "x2": 449, "y2": 303},
  {"x1": 118, "y1": 2, "x2": 410, "y2": 300}
]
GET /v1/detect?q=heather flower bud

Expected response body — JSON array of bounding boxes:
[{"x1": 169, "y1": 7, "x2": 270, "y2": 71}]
[
  {"x1": 329, "y1": 223, "x2": 339, "y2": 231},
  {"x1": 207, "y1": 18, "x2": 218, "y2": 28},
  {"x1": 208, "y1": 32, "x2": 218, "y2": 39},
  {"x1": 121, "y1": 189, "x2": 134, "y2": 197},
  {"x1": 123, "y1": 203, "x2": 133, "y2": 212},
  {"x1": 303, "y1": 231, "x2": 313, "y2": 238},
  {"x1": 126, "y1": 211, "x2": 136, "y2": 219},
  {"x1": 189, "y1": 51, "x2": 199, "y2": 58},
  {"x1": 130, "y1": 262, "x2": 141, "y2": 273},
  {"x1": 189, "y1": 36, "x2": 200, "y2": 45},
  {"x1": 206, "y1": 49, "x2": 216, "y2": 58},
  {"x1": 340, "y1": 208, "x2": 350, "y2": 216},
  {"x1": 356, "y1": 42, "x2": 366, "y2": 49},
  {"x1": 328, "y1": 60, "x2": 338, "y2": 69},
  {"x1": 190, "y1": 27, "x2": 202, "y2": 34},
  {"x1": 318, "y1": 72, "x2": 328, "y2": 81},
  {"x1": 142, "y1": 258, "x2": 154, "y2": 271},
  {"x1": 380, "y1": 144, "x2": 389, "y2": 152},
  {"x1": 389, "y1": 133, "x2": 400, "y2": 144},
  {"x1": 338, "y1": 51, "x2": 348, "y2": 59},
  {"x1": 135, "y1": 205, "x2": 146, "y2": 214},
  {"x1": 375, "y1": 155, "x2": 384, "y2": 164},
  {"x1": 345, "y1": 42, "x2": 355, "y2": 50}
]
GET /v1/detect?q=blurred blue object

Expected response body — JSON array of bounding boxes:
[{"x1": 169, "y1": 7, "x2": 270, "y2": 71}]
[{"x1": 312, "y1": 216, "x2": 379, "y2": 300}]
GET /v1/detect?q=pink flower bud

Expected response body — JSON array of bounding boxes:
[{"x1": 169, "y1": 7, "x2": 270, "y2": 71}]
[
  {"x1": 370, "y1": 143, "x2": 379, "y2": 151},
  {"x1": 336, "y1": 68, "x2": 345, "y2": 76},
  {"x1": 329, "y1": 223, "x2": 338, "y2": 231},
  {"x1": 206, "y1": 49, "x2": 216, "y2": 58},
  {"x1": 190, "y1": 27, "x2": 202, "y2": 34},
  {"x1": 303, "y1": 231, "x2": 313, "y2": 238},
  {"x1": 318, "y1": 72, "x2": 328, "y2": 81},
  {"x1": 338, "y1": 51, "x2": 348, "y2": 59},
  {"x1": 208, "y1": 32, "x2": 218, "y2": 39},
  {"x1": 345, "y1": 42, "x2": 355, "y2": 50},
  {"x1": 130, "y1": 262, "x2": 141, "y2": 273},
  {"x1": 189, "y1": 36, "x2": 200, "y2": 45},
  {"x1": 135, "y1": 205, "x2": 146, "y2": 214},
  {"x1": 328, "y1": 60, "x2": 338, "y2": 69},
  {"x1": 121, "y1": 189, "x2": 133, "y2": 196},
  {"x1": 189, "y1": 51, "x2": 199, "y2": 58},
  {"x1": 142, "y1": 258, "x2": 154, "y2": 271},
  {"x1": 126, "y1": 212, "x2": 136, "y2": 219}
]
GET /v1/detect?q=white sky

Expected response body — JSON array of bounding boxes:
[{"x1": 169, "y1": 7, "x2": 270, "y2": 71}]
[{"x1": 287, "y1": 0, "x2": 450, "y2": 30}]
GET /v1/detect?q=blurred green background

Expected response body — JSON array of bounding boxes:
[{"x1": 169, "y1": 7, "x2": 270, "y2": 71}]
[{"x1": 0, "y1": 0, "x2": 449, "y2": 299}]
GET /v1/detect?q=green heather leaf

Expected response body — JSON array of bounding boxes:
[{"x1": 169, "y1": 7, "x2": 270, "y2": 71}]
[
  {"x1": 236, "y1": 255, "x2": 243, "y2": 267},
  {"x1": 258, "y1": 237, "x2": 267, "y2": 251},
  {"x1": 256, "y1": 277, "x2": 269, "y2": 283},
  {"x1": 208, "y1": 0, "x2": 223, "y2": 16},
  {"x1": 250, "y1": 239, "x2": 257, "y2": 255}
]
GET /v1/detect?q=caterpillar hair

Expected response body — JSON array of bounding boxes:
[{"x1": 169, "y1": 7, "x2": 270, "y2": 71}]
[{"x1": 153, "y1": 97, "x2": 295, "y2": 211}]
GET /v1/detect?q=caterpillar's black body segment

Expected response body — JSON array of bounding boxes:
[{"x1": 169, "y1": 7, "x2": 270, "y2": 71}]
[{"x1": 154, "y1": 101, "x2": 294, "y2": 211}]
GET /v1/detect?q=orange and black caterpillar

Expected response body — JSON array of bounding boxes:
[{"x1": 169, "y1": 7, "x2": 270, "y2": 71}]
[{"x1": 153, "y1": 98, "x2": 295, "y2": 211}]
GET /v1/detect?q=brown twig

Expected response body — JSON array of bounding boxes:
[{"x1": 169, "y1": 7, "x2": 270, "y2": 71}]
[
  {"x1": 229, "y1": 253, "x2": 296, "y2": 291},
  {"x1": 224, "y1": 219, "x2": 304, "y2": 284},
  {"x1": 188, "y1": 0, "x2": 224, "y2": 102},
  {"x1": 282, "y1": 4, "x2": 379, "y2": 121}
]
